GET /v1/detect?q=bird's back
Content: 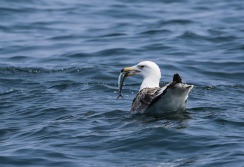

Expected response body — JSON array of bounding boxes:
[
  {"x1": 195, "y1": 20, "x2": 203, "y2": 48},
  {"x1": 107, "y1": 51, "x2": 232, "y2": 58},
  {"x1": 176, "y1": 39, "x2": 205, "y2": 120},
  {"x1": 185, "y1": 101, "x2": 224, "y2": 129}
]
[
  {"x1": 130, "y1": 74, "x2": 193, "y2": 114},
  {"x1": 130, "y1": 87, "x2": 162, "y2": 113}
]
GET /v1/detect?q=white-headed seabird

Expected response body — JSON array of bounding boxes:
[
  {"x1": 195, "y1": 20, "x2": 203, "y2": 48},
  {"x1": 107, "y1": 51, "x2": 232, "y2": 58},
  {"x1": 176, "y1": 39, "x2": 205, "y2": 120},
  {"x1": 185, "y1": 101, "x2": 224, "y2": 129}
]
[{"x1": 120, "y1": 61, "x2": 193, "y2": 114}]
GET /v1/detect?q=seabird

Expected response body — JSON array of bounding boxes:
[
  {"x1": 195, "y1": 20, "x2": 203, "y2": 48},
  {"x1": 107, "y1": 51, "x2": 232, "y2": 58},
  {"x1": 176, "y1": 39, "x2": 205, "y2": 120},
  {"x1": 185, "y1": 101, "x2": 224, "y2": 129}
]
[{"x1": 121, "y1": 61, "x2": 193, "y2": 114}]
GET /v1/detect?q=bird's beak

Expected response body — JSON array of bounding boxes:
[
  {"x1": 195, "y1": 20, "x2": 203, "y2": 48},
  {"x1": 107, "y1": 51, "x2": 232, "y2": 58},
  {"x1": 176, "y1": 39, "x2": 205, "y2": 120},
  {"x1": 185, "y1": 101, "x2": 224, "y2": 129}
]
[{"x1": 121, "y1": 66, "x2": 140, "y2": 77}]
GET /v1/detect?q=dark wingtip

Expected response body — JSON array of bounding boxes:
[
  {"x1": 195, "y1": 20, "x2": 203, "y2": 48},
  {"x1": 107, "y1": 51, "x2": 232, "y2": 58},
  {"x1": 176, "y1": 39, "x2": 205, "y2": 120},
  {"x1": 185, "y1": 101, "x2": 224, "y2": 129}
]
[{"x1": 173, "y1": 73, "x2": 182, "y2": 83}]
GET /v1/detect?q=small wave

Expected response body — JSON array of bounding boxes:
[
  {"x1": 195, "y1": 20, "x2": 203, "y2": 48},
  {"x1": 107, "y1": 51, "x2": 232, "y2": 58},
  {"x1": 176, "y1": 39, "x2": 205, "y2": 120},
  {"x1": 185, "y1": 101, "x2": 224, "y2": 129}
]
[
  {"x1": 139, "y1": 43, "x2": 172, "y2": 51},
  {"x1": 53, "y1": 113, "x2": 82, "y2": 123},
  {"x1": 49, "y1": 83, "x2": 76, "y2": 90},
  {"x1": 0, "y1": 7, "x2": 35, "y2": 14},
  {"x1": 0, "y1": 66, "x2": 92, "y2": 75},
  {"x1": 177, "y1": 31, "x2": 209, "y2": 41},
  {"x1": 139, "y1": 29, "x2": 171, "y2": 35},
  {"x1": 226, "y1": 44, "x2": 244, "y2": 52},
  {"x1": 7, "y1": 56, "x2": 29, "y2": 61},
  {"x1": 157, "y1": 19, "x2": 195, "y2": 26},
  {"x1": 190, "y1": 106, "x2": 221, "y2": 112},
  {"x1": 0, "y1": 89, "x2": 20, "y2": 96},
  {"x1": 49, "y1": 34, "x2": 84, "y2": 40},
  {"x1": 214, "y1": 118, "x2": 244, "y2": 127},
  {"x1": 0, "y1": 66, "x2": 45, "y2": 74},
  {"x1": 94, "y1": 48, "x2": 130, "y2": 56},
  {"x1": 189, "y1": 84, "x2": 244, "y2": 89},
  {"x1": 99, "y1": 33, "x2": 127, "y2": 38},
  {"x1": 63, "y1": 53, "x2": 94, "y2": 59},
  {"x1": 178, "y1": 31, "x2": 239, "y2": 43}
]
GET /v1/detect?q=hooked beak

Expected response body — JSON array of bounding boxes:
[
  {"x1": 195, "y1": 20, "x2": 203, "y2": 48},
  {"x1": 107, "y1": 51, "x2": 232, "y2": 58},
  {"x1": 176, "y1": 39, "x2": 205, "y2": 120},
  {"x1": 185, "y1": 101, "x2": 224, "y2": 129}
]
[{"x1": 121, "y1": 66, "x2": 140, "y2": 77}]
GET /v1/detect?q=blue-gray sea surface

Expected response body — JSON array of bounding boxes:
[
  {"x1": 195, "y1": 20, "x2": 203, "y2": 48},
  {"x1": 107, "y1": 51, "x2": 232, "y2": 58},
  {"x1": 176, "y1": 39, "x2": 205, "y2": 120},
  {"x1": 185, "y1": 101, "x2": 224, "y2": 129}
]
[{"x1": 0, "y1": 0, "x2": 244, "y2": 166}]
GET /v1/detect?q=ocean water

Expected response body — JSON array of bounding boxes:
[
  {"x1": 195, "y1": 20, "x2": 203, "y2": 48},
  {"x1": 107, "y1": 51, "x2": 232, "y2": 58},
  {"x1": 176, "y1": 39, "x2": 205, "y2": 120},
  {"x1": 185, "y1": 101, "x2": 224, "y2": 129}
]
[{"x1": 0, "y1": 0, "x2": 244, "y2": 166}]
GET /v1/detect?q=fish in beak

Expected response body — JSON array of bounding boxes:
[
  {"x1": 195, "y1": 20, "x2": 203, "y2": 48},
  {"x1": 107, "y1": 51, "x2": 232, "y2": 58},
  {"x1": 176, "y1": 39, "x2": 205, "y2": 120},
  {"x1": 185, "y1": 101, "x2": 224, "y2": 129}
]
[
  {"x1": 117, "y1": 66, "x2": 140, "y2": 99},
  {"x1": 121, "y1": 66, "x2": 140, "y2": 77}
]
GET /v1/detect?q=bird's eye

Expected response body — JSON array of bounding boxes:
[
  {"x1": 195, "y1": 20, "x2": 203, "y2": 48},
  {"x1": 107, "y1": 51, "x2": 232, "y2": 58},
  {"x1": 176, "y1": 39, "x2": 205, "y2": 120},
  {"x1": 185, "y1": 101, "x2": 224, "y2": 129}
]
[{"x1": 140, "y1": 65, "x2": 145, "y2": 69}]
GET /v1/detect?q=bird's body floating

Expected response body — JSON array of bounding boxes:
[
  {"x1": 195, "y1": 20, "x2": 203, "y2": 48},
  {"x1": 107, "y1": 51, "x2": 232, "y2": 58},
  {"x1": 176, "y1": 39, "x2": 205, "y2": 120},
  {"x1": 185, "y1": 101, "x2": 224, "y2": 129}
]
[{"x1": 117, "y1": 61, "x2": 193, "y2": 114}]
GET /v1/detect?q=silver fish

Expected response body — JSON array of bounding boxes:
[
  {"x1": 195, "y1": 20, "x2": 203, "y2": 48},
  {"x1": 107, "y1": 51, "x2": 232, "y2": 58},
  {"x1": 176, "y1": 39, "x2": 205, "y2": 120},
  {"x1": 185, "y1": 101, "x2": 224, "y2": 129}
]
[{"x1": 117, "y1": 71, "x2": 129, "y2": 99}]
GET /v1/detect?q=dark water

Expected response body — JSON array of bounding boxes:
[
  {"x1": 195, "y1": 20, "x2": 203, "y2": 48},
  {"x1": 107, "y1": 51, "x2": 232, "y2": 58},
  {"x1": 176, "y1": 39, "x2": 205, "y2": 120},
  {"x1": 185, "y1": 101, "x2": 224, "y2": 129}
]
[{"x1": 0, "y1": 0, "x2": 244, "y2": 166}]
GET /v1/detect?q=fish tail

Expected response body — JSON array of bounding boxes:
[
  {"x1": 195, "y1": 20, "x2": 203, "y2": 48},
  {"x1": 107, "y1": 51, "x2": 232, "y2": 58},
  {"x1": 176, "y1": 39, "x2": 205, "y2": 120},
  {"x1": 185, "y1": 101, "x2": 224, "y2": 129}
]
[{"x1": 116, "y1": 94, "x2": 123, "y2": 100}]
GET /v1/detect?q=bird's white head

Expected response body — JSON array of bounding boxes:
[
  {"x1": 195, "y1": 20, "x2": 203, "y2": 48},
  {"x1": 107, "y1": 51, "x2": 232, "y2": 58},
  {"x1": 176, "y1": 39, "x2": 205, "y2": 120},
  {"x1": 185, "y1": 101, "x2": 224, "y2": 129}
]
[{"x1": 121, "y1": 61, "x2": 161, "y2": 90}]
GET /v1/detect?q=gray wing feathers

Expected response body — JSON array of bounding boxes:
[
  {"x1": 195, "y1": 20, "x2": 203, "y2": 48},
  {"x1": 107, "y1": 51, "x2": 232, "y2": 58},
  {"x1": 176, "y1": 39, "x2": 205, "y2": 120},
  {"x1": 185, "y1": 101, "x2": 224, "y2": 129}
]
[
  {"x1": 130, "y1": 87, "x2": 161, "y2": 113},
  {"x1": 130, "y1": 73, "x2": 183, "y2": 113}
]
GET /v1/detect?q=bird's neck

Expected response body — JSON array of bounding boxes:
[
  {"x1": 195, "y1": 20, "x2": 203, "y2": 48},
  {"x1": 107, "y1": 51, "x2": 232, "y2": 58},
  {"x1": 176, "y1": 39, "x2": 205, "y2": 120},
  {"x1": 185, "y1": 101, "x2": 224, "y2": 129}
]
[{"x1": 140, "y1": 77, "x2": 160, "y2": 90}]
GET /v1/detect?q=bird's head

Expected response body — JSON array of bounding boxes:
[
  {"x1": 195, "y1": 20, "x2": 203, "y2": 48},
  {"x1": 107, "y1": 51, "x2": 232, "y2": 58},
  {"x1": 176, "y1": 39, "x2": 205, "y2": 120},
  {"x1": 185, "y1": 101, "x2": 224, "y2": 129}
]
[
  {"x1": 121, "y1": 61, "x2": 161, "y2": 79},
  {"x1": 121, "y1": 61, "x2": 161, "y2": 90}
]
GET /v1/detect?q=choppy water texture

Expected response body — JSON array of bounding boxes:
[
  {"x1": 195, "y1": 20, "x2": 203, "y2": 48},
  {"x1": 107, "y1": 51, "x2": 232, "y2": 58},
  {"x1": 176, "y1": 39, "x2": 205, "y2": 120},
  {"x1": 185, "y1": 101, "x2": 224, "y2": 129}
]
[{"x1": 0, "y1": 0, "x2": 244, "y2": 166}]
